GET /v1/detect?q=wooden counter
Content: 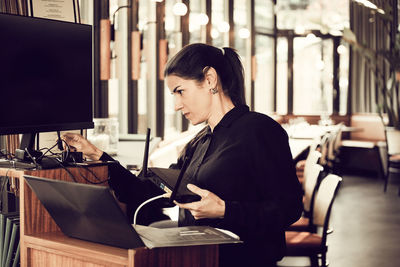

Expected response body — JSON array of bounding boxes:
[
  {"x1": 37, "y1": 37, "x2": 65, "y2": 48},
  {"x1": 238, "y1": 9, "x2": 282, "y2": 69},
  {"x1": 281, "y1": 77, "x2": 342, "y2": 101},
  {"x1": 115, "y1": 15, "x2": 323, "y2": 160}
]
[{"x1": 0, "y1": 166, "x2": 218, "y2": 267}]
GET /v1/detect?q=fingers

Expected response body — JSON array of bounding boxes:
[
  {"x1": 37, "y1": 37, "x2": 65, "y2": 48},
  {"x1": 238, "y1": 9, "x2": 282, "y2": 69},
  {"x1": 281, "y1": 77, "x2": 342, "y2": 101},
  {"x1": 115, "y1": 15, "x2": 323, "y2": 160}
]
[
  {"x1": 62, "y1": 132, "x2": 79, "y2": 140},
  {"x1": 174, "y1": 201, "x2": 193, "y2": 210},
  {"x1": 187, "y1": 184, "x2": 209, "y2": 198},
  {"x1": 174, "y1": 184, "x2": 226, "y2": 220},
  {"x1": 61, "y1": 133, "x2": 86, "y2": 153},
  {"x1": 61, "y1": 133, "x2": 77, "y2": 151},
  {"x1": 62, "y1": 133, "x2": 79, "y2": 145},
  {"x1": 174, "y1": 201, "x2": 203, "y2": 219}
]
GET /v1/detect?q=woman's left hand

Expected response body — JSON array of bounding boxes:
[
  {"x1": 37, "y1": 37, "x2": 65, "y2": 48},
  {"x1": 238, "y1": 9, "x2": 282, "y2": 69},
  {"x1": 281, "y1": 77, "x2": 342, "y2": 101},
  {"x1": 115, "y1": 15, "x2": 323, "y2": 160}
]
[{"x1": 174, "y1": 184, "x2": 225, "y2": 220}]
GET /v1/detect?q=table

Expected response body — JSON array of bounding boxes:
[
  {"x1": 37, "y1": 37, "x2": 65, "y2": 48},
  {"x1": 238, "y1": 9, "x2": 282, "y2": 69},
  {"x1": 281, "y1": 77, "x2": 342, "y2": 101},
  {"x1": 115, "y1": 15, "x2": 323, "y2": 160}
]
[
  {"x1": 289, "y1": 138, "x2": 314, "y2": 161},
  {"x1": 0, "y1": 166, "x2": 218, "y2": 267}
]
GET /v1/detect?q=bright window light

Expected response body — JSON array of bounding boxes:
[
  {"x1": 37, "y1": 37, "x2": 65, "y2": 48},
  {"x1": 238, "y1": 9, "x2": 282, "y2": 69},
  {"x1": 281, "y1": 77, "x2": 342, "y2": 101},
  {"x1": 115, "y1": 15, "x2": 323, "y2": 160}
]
[
  {"x1": 238, "y1": 28, "x2": 250, "y2": 39},
  {"x1": 217, "y1": 21, "x2": 230, "y2": 33},
  {"x1": 316, "y1": 60, "x2": 325, "y2": 70},
  {"x1": 339, "y1": 78, "x2": 349, "y2": 88},
  {"x1": 295, "y1": 26, "x2": 305, "y2": 35}
]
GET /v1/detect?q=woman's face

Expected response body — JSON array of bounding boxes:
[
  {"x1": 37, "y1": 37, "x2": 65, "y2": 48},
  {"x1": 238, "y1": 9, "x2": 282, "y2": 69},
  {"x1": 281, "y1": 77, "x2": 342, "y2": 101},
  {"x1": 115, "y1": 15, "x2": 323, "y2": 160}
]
[{"x1": 166, "y1": 75, "x2": 212, "y2": 125}]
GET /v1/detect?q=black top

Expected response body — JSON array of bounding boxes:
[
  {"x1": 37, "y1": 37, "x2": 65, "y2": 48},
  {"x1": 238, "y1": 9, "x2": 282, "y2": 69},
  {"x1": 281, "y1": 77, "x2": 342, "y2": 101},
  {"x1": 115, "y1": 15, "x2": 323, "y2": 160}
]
[{"x1": 101, "y1": 105, "x2": 303, "y2": 267}]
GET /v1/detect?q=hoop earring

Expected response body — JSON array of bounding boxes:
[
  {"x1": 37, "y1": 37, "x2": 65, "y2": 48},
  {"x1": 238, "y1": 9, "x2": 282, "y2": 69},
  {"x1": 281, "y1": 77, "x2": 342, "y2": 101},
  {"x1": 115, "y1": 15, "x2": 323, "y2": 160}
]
[{"x1": 211, "y1": 87, "x2": 219, "y2": 94}]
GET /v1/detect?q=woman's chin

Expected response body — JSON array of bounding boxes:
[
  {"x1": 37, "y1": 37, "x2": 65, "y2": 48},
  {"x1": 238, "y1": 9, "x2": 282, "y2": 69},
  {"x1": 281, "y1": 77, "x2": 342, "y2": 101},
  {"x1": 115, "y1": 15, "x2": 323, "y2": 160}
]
[{"x1": 189, "y1": 119, "x2": 202, "y2": 125}]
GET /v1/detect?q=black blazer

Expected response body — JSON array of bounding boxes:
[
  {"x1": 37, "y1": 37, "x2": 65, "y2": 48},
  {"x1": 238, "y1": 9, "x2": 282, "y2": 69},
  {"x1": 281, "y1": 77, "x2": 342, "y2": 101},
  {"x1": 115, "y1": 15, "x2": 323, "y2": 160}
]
[{"x1": 102, "y1": 105, "x2": 303, "y2": 267}]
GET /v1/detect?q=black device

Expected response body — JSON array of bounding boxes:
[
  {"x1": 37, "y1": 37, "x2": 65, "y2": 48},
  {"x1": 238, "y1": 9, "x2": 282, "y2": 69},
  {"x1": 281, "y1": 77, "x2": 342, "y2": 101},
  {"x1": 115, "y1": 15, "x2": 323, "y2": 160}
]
[
  {"x1": 139, "y1": 128, "x2": 200, "y2": 203},
  {"x1": 0, "y1": 13, "x2": 94, "y2": 162}
]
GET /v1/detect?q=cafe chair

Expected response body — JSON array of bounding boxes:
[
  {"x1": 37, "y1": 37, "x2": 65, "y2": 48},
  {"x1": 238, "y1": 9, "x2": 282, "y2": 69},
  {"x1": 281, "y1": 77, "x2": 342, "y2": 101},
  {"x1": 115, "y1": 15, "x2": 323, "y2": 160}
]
[
  {"x1": 383, "y1": 127, "x2": 400, "y2": 194},
  {"x1": 317, "y1": 134, "x2": 330, "y2": 171},
  {"x1": 296, "y1": 148, "x2": 322, "y2": 185},
  {"x1": 284, "y1": 174, "x2": 342, "y2": 267},
  {"x1": 326, "y1": 123, "x2": 344, "y2": 174},
  {"x1": 288, "y1": 163, "x2": 324, "y2": 233}
]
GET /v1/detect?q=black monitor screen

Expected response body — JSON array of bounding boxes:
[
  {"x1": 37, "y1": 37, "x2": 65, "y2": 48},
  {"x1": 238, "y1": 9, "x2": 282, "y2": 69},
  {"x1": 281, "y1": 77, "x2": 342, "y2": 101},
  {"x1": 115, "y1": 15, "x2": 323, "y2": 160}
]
[{"x1": 0, "y1": 13, "x2": 94, "y2": 135}]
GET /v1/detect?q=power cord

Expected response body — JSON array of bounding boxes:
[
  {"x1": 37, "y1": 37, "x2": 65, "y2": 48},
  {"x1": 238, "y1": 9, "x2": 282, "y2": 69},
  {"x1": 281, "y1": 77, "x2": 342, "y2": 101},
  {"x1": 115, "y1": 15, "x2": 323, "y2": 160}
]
[
  {"x1": 0, "y1": 149, "x2": 7, "y2": 159},
  {"x1": 133, "y1": 193, "x2": 171, "y2": 227},
  {"x1": 0, "y1": 149, "x2": 15, "y2": 160},
  {"x1": 73, "y1": 160, "x2": 110, "y2": 184},
  {"x1": 50, "y1": 158, "x2": 78, "y2": 183},
  {"x1": 24, "y1": 148, "x2": 39, "y2": 168},
  {"x1": 36, "y1": 139, "x2": 64, "y2": 162}
]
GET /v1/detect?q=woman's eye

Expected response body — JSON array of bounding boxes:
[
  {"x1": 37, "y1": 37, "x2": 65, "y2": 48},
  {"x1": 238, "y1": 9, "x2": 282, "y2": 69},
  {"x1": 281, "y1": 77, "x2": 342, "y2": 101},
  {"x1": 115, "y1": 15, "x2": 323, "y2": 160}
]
[{"x1": 176, "y1": 90, "x2": 183, "y2": 95}]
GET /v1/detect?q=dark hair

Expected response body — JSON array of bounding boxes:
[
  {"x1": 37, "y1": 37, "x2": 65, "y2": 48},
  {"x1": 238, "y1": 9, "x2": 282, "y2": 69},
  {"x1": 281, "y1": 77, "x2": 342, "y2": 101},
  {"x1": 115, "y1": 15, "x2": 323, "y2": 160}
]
[{"x1": 164, "y1": 43, "x2": 246, "y2": 106}]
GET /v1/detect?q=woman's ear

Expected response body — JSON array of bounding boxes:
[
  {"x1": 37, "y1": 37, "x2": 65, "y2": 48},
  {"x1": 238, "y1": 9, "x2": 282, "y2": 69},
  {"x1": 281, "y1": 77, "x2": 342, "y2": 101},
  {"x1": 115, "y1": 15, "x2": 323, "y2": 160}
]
[{"x1": 203, "y1": 67, "x2": 218, "y2": 89}]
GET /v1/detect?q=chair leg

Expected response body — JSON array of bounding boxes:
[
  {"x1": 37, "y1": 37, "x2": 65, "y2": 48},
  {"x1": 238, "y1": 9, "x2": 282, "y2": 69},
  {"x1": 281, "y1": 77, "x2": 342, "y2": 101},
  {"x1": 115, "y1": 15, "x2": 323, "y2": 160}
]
[
  {"x1": 310, "y1": 255, "x2": 319, "y2": 267},
  {"x1": 384, "y1": 172, "x2": 390, "y2": 192},
  {"x1": 375, "y1": 145, "x2": 385, "y2": 181},
  {"x1": 320, "y1": 253, "x2": 327, "y2": 267}
]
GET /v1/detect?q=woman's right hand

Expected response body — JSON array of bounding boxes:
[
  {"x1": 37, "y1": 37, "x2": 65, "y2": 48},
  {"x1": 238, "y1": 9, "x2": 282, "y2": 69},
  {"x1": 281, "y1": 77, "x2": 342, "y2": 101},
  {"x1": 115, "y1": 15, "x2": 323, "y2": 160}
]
[{"x1": 62, "y1": 133, "x2": 103, "y2": 161}]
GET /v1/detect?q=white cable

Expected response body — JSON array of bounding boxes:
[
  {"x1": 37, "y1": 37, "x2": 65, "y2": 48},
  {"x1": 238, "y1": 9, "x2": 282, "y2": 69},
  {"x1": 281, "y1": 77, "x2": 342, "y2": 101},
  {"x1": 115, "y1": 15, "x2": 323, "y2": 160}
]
[{"x1": 133, "y1": 193, "x2": 171, "y2": 227}]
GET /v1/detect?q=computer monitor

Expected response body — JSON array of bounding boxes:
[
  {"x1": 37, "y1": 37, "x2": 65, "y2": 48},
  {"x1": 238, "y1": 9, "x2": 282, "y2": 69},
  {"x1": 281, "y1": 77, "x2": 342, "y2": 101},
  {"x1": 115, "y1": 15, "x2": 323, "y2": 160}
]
[{"x1": 0, "y1": 13, "x2": 94, "y2": 160}]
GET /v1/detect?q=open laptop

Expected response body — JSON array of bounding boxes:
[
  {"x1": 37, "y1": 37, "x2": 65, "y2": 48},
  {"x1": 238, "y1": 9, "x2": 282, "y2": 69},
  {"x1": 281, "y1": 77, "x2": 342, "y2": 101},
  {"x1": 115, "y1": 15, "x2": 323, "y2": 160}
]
[
  {"x1": 24, "y1": 175, "x2": 144, "y2": 249},
  {"x1": 139, "y1": 128, "x2": 200, "y2": 203},
  {"x1": 24, "y1": 175, "x2": 241, "y2": 249}
]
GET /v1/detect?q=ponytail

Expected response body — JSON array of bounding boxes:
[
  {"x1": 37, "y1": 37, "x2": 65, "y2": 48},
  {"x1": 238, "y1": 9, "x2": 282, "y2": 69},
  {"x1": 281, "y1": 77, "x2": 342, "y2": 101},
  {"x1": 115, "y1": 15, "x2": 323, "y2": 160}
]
[{"x1": 220, "y1": 47, "x2": 246, "y2": 106}]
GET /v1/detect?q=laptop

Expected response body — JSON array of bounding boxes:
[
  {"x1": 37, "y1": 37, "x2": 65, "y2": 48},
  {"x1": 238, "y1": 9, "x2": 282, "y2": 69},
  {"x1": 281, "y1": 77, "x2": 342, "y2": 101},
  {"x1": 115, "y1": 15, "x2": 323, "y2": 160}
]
[
  {"x1": 24, "y1": 175, "x2": 242, "y2": 249},
  {"x1": 139, "y1": 128, "x2": 200, "y2": 203},
  {"x1": 24, "y1": 175, "x2": 144, "y2": 249}
]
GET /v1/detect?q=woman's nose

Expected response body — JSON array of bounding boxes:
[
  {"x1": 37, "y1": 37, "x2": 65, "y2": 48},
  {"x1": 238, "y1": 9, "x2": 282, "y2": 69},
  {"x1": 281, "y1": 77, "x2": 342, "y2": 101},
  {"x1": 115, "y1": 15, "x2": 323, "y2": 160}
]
[{"x1": 174, "y1": 97, "x2": 183, "y2": 111}]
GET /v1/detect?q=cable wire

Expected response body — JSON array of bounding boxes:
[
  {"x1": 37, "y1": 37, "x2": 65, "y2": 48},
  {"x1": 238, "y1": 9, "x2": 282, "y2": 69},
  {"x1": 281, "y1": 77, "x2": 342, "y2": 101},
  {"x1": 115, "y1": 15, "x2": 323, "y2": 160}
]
[
  {"x1": 49, "y1": 158, "x2": 78, "y2": 183},
  {"x1": 73, "y1": 161, "x2": 109, "y2": 184},
  {"x1": 133, "y1": 193, "x2": 171, "y2": 227}
]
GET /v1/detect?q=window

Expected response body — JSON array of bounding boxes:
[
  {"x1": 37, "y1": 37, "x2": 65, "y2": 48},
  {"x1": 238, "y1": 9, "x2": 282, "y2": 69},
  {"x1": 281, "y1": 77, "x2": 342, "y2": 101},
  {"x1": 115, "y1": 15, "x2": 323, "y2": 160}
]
[{"x1": 293, "y1": 36, "x2": 333, "y2": 115}]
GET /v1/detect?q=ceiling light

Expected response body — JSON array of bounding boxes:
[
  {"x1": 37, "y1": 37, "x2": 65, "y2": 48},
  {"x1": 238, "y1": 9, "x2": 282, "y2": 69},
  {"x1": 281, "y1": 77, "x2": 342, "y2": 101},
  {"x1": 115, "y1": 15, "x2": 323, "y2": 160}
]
[
  {"x1": 198, "y1": 13, "x2": 209, "y2": 25},
  {"x1": 337, "y1": 45, "x2": 347, "y2": 54},
  {"x1": 354, "y1": 0, "x2": 379, "y2": 11},
  {"x1": 306, "y1": 33, "x2": 317, "y2": 41},
  {"x1": 173, "y1": 2, "x2": 187, "y2": 16},
  {"x1": 377, "y1": 8, "x2": 385, "y2": 14},
  {"x1": 211, "y1": 28, "x2": 220, "y2": 39}
]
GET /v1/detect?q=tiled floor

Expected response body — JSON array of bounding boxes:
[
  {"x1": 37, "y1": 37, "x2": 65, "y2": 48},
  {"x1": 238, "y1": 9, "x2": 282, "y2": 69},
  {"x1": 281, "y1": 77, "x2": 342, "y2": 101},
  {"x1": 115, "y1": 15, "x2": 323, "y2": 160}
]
[{"x1": 278, "y1": 173, "x2": 400, "y2": 267}]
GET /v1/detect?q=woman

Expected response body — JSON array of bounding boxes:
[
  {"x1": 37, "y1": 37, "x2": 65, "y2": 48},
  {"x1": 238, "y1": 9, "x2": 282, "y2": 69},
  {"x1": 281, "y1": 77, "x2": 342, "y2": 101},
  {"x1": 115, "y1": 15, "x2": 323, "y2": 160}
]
[{"x1": 64, "y1": 43, "x2": 303, "y2": 267}]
